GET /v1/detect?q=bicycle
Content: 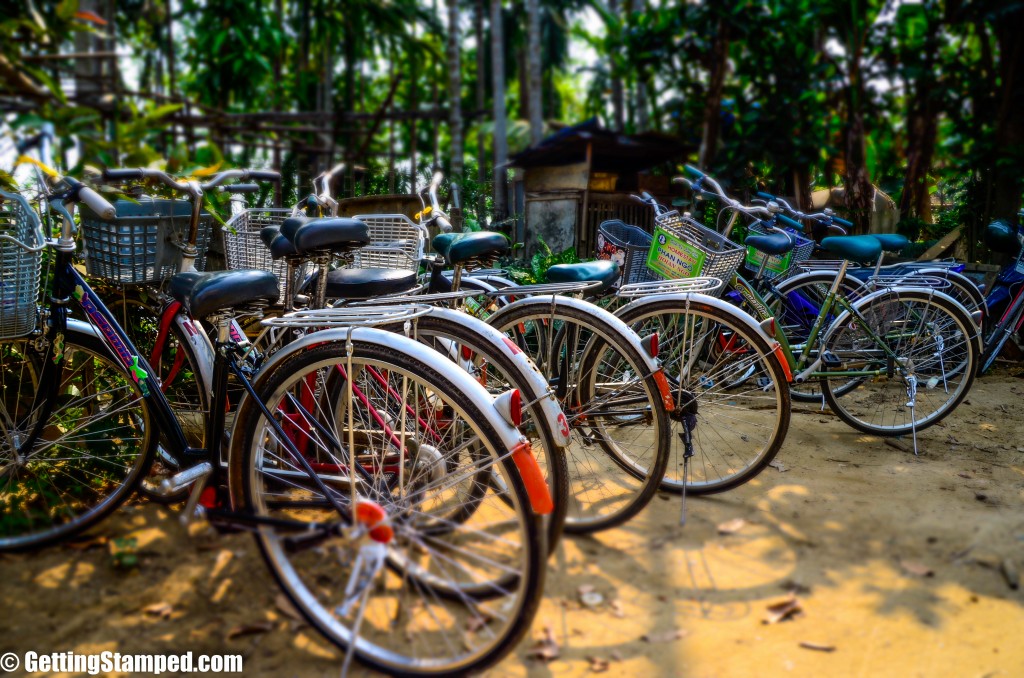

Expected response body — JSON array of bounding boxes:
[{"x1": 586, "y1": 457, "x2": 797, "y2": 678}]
[
  {"x1": 0, "y1": 168, "x2": 552, "y2": 675},
  {"x1": 977, "y1": 215, "x2": 1024, "y2": 374}
]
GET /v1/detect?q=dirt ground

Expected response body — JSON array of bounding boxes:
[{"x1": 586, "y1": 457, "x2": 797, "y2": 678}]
[{"x1": 3, "y1": 370, "x2": 1024, "y2": 677}]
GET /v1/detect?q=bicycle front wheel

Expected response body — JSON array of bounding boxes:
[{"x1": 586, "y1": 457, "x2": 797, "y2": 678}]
[
  {"x1": 0, "y1": 331, "x2": 154, "y2": 550},
  {"x1": 821, "y1": 289, "x2": 978, "y2": 436},
  {"x1": 229, "y1": 340, "x2": 544, "y2": 676}
]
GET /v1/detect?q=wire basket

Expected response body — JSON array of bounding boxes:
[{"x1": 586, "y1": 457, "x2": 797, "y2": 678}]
[
  {"x1": 650, "y1": 211, "x2": 745, "y2": 288},
  {"x1": 352, "y1": 213, "x2": 426, "y2": 272},
  {"x1": 81, "y1": 197, "x2": 213, "y2": 285},
  {"x1": 223, "y1": 208, "x2": 293, "y2": 297},
  {"x1": 597, "y1": 220, "x2": 657, "y2": 286},
  {"x1": 0, "y1": 190, "x2": 44, "y2": 339},
  {"x1": 744, "y1": 221, "x2": 815, "y2": 279}
]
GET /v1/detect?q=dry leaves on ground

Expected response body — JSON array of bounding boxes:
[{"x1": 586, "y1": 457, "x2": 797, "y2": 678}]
[
  {"x1": 525, "y1": 625, "x2": 559, "y2": 662},
  {"x1": 763, "y1": 595, "x2": 803, "y2": 624},
  {"x1": 717, "y1": 518, "x2": 747, "y2": 535},
  {"x1": 900, "y1": 560, "x2": 934, "y2": 577},
  {"x1": 226, "y1": 621, "x2": 274, "y2": 640},
  {"x1": 142, "y1": 602, "x2": 173, "y2": 620},
  {"x1": 641, "y1": 628, "x2": 688, "y2": 643}
]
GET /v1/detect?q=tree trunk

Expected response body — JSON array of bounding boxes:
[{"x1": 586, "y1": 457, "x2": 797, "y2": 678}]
[
  {"x1": 841, "y1": 6, "x2": 874, "y2": 233},
  {"x1": 491, "y1": 0, "x2": 509, "y2": 220},
  {"x1": 476, "y1": 0, "x2": 488, "y2": 225},
  {"x1": 447, "y1": 0, "x2": 464, "y2": 226},
  {"x1": 526, "y1": 0, "x2": 543, "y2": 145},
  {"x1": 990, "y1": 10, "x2": 1024, "y2": 222},
  {"x1": 609, "y1": 0, "x2": 624, "y2": 131},
  {"x1": 632, "y1": 0, "x2": 648, "y2": 133},
  {"x1": 899, "y1": 100, "x2": 937, "y2": 223},
  {"x1": 698, "y1": 16, "x2": 730, "y2": 169}
]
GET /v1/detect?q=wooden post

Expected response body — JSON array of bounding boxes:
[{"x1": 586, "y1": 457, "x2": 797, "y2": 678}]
[{"x1": 580, "y1": 141, "x2": 593, "y2": 253}]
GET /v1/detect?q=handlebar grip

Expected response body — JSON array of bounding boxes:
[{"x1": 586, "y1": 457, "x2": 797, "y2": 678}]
[
  {"x1": 777, "y1": 213, "x2": 803, "y2": 230},
  {"x1": 683, "y1": 165, "x2": 705, "y2": 179},
  {"x1": 103, "y1": 168, "x2": 145, "y2": 182},
  {"x1": 756, "y1": 191, "x2": 776, "y2": 201},
  {"x1": 641, "y1": 191, "x2": 654, "y2": 201},
  {"x1": 247, "y1": 170, "x2": 281, "y2": 182},
  {"x1": 78, "y1": 186, "x2": 116, "y2": 220},
  {"x1": 430, "y1": 171, "x2": 444, "y2": 191},
  {"x1": 833, "y1": 215, "x2": 854, "y2": 227},
  {"x1": 223, "y1": 183, "x2": 260, "y2": 194},
  {"x1": 435, "y1": 216, "x2": 453, "y2": 233}
]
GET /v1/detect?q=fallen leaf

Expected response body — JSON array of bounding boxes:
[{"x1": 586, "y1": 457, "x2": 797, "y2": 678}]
[
  {"x1": 577, "y1": 584, "x2": 595, "y2": 596},
  {"x1": 274, "y1": 594, "x2": 304, "y2": 622},
  {"x1": 142, "y1": 602, "x2": 173, "y2": 619},
  {"x1": 211, "y1": 550, "x2": 234, "y2": 579},
  {"x1": 226, "y1": 621, "x2": 274, "y2": 640},
  {"x1": 900, "y1": 560, "x2": 934, "y2": 577},
  {"x1": 957, "y1": 472, "x2": 973, "y2": 479},
  {"x1": 587, "y1": 656, "x2": 610, "y2": 673},
  {"x1": 610, "y1": 649, "x2": 623, "y2": 662},
  {"x1": 525, "y1": 625, "x2": 559, "y2": 662},
  {"x1": 799, "y1": 641, "x2": 836, "y2": 652},
  {"x1": 609, "y1": 598, "x2": 626, "y2": 618},
  {"x1": 65, "y1": 536, "x2": 109, "y2": 551},
  {"x1": 763, "y1": 595, "x2": 802, "y2": 624},
  {"x1": 768, "y1": 460, "x2": 788, "y2": 472},
  {"x1": 717, "y1": 518, "x2": 747, "y2": 535},
  {"x1": 641, "y1": 628, "x2": 688, "y2": 643},
  {"x1": 1001, "y1": 559, "x2": 1019, "y2": 590}
]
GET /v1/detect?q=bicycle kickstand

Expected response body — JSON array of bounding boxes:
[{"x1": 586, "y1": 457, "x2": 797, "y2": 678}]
[{"x1": 905, "y1": 375, "x2": 919, "y2": 457}]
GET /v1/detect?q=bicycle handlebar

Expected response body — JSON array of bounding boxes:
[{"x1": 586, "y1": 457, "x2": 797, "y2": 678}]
[
  {"x1": 683, "y1": 165, "x2": 705, "y2": 180},
  {"x1": 777, "y1": 213, "x2": 803, "y2": 230},
  {"x1": 103, "y1": 168, "x2": 281, "y2": 193}
]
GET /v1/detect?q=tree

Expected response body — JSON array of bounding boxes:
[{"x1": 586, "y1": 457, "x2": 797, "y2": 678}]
[
  {"x1": 526, "y1": 0, "x2": 544, "y2": 144},
  {"x1": 491, "y1": 0, "x2": 510, "y2": 218}
]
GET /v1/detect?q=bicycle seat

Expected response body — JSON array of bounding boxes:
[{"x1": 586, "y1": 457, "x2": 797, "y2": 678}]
[
  {"x1": 259, "y1": 225, "x2": 297, "y2": 259},
  {"x1": 820, "y1": 235, "x2": 883, "y2": 264},
  {"x1": 279, "y1": 215, "x2": 371, "y2": 256},
  {"x1": 169, "y1": 269, "x2": 280, "y2": 318},
  {"x1": 432, "y1": 231, "x2": 509, "y2": 266},
  {"x1": 873, "y1": 233, "x2": 909, "y2": 252},
  {"x1": 547, "y1": 260, "x2": 620, "y2": 293},
  {"x1": 303, "y1": 268, "x2": 419, "y2": 300},
  {"x1": 745, "y1": 232, "x2": 795, "y2": 256}
]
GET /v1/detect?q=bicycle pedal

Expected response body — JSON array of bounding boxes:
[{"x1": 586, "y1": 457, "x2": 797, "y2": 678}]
[
  {"x1": 159, "y1": 461, "x2": 213, "y2": 495},
  {"x1": 821, "y1": 351, "x2": 842, "y2": 368}
]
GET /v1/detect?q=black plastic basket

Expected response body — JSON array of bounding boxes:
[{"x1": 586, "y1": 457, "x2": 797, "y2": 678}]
[
  {"x1": 81, "y1": 197, "x2": 212, "y2": 285},
  {"x1": 596, "y1": 220, "x2": 658, "y2": 286}
]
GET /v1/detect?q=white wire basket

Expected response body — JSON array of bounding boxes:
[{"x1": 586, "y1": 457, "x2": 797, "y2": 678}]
[
  {"x1": 223, "y1": 208, "x2": 293, "y2": 297},
  {"x1": 0, "y1": 190, "x2": 44, "y2": 339},
  {"x1": 351, "y1": 213, "x2": 427, "y2": 272}
]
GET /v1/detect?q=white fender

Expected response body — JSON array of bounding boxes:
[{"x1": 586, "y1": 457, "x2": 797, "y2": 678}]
[
  {"x1": 173, "y1": 313, "x2": 216, "y2": 401},
  {"x1": 820, "y1": 286, "x2": 982, "y2": 351},
  {"x1": 614, "y1": 291, "x2": 778, "y2": 347},
  {"x1": 236, "y1": 326, "x2": 528, "y2": 453},
  {"x1": 487, "y1": 295, "x2": 662, "y2": 375},
  {"x1": 422, "y1": 306, "x2": 571, "y2": 447}
]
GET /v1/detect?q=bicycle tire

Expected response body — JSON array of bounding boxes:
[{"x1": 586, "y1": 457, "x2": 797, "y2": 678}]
[
  {"x1": 978, "y1": 287, "x2": 1024, "y2": 375},
  {"x1": 0, "y1": 330, "x2": 155, "y2": 550},
  {"x1": 228, "y1": 340, "x2": 544, "y2": 676},
  {"x1": 486, "y1": 299, "x2": 670, "y2": 532},
  {"x1": 616, "y1": 296, "x2": 791, "y2": 494},
  {"x1": 821, "y1": 289, "x2": 978, "y2": 436}
]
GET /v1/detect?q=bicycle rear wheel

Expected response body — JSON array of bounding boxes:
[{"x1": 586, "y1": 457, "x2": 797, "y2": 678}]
[
  {"x1": 617, "y1": 296, "x2": 791, "y2": 494},
  {"x1": 229, "y1": 340, "x2": 544, "y2": 676},
  {"x1": 821, "y1": 289, "x2": 978, "y2": 436},
  {"x1": 0, "y1": 331, "x2": 154, "y2": 550},
  {"x1": 486, "y1": 299, "x2": 670, "y2": 532}
]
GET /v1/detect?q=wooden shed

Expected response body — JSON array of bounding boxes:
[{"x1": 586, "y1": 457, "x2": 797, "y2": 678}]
[{"x1": 508, "y1": 119, "x2": 690, "y2": 257}]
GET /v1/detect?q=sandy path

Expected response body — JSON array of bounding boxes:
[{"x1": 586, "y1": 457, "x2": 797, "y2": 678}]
[{"x1": 2, "y1": 372, "x2": 1023, "y2": 677}]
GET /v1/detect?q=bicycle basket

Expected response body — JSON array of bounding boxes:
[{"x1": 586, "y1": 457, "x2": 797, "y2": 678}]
[
  {"x1": 351, "y1": 213, "x2": 426, "y2": 272},
  {"x1": 597, "y1": 220, "x2": 657, "y2": 286},
  {"x1": 0, "y1": 190, "x2": 44, "y2": 339},
  {"x1": 649, "y1": 211, "x2": 745, "y2": 291},
  {"x1": 223, "y1": 208, "x2": 293, "y2": 297},
  {"x1": 81, "y1": 197, "x2": 213, "y2": 284},
  {"x1": 744, "y1": 221, "x2": 815, "y2": 279}
]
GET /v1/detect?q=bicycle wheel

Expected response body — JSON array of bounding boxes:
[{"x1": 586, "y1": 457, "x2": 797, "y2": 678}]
[
  {"x1": 978, "y1": 288, "x2": 1024, "y2": 375},
  {"x1": 769, "y1": 271, "x2": 867, "y2": 402},
  {"x1": 487, "y1": 299, "x2": 670, "y2": 533},
  {"x1": 617, "y1": 296, "x2": 791, "y2": 494},
  {"x1": 106, "y1": 292, "x2": 209, "y2": 502},
  {"x1": 404, "y1": 313, "x2": 568, "y2": 549},
  {"x1": 0, "y1": 331, "x2": 154, "y2": 550},
  {"x1": 229, "y1": 340, "x2": 544, "y2": 676},
  {"x1": 821, "y1": 289, "x2": 978, "y2": 436}
]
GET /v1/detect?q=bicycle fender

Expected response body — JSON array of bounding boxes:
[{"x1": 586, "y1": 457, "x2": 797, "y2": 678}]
[
  {"x1": 238, "y1": 326, "x2": 537, "y2": 459},
  {"x1": 488, "y1": 295, "x2": 675, "y2": 411},
  {"x1": 821, "y1": 287, "x2": 982, "y2": 351},
  {"x1": 423, "y1": 306, "x2": 571, "y2": 448},
  {"x1": 173, "y1": 313, "x2": 215, "y2": 401}
]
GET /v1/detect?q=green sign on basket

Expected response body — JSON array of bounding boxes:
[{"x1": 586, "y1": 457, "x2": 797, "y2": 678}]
[
  {"x1": 745, "y1": 246, "x2": 792, "y2": 276},
  {"x1": 646, "y1": 227, "x2": 707, "y2": 279}
]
